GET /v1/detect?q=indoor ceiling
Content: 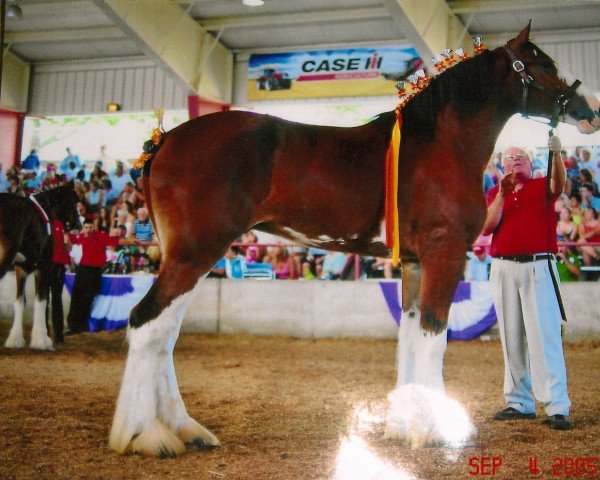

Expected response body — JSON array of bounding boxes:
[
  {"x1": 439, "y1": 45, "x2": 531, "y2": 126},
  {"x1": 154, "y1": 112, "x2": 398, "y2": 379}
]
[{"x1": 4, "y1": 0, "x2": 600, "y2": 71}]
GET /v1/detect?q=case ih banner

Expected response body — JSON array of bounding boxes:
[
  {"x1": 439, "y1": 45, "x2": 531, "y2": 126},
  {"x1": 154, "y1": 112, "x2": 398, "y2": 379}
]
[{"x1": 247, "y1": 45, "x2": 423, "y2": 101}]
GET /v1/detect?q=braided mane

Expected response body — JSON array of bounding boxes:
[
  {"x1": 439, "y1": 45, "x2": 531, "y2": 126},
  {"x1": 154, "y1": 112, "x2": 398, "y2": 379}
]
[{"x1": 401, "y1": 50, "x2": 496, "y2": 141}]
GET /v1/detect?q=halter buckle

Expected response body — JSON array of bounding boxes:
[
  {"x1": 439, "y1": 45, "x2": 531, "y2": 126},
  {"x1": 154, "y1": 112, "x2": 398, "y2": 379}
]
[
  {"x1": 512, "y1": 60, "x2": 525, "y2": 73},
  {"x1": 521, "y1": 75, "x2": 533, "y2": 85}
]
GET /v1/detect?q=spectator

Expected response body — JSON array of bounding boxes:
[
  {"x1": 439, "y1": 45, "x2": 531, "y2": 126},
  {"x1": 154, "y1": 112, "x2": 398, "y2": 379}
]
[
  {"x1": 90, "y1": 161, "x2": 108, "y2": 183},
  {"x1": 484, "y1": 154, "x2": 502, "y2": 187},
  {"x1": 564, "y1": 149, "x2": 579, "y2": 179},
  {"x1": 59, "y1": 147, "x2": 82, "y2": 173},
  {"x1": 133, "y1": 178, "x2": 145, "y2": 207},
  {"x1": 75, "y1": 201, "x2": 87, "y2": 226},
  {"x1": 85, "y1": 180, "x2": 104, "y2": 215},
  {"x1": 579, "y1": 169, "x2": 599, "y2": 195},
  {"x1": 301, "y1": 247, "x2": 327, "y2": 279},
  {"x1": 465, "y1": 246, "x2": 492, "y2": 281},
  {"x1": 109, "y1": 161, "x2": 129, "y2": 195},
  {"x1": 577, "y1": 207, "x2": 600, "y2": 268},
  {"x1": 264, "y1": 244, "x2": 299, "y2": 279},
  {"x1": 569, "y1": 193, "x2": 584, "y2": 226},
  {"x1": 210, "y1": 246, "x2": 246, "y2": 279},
  {"x1": 553, "y1": 193, "x2": 570, "y2": 215},
  {"x1": 22, "y1": 149, "x2": 40, "y2": 171},
  {"x1": 0, "y1": 164, "x2": 8, "y2": 192},
  {"x1": 7, "y1": 174, "x2": 24, "y2": 196},
  {"x1": 40, "y1": 164, "x2": 59, "y2": 188},
  {"x1": 50, "y1": 218, "x2": 71, "y2": 344},
  {"x1": 120, "y1": 181, "x2": 141, "y2": 209},
  {"x1": 240, "y1": 230, "x2": 265, "y2": 264},
  {"x1": 581, "y1": 183, "x2": 600, "y2": 211},
  {"x1": 64, "y1": 161, "x2": 79, "y2": 181},
  {"x1": 65, "y1": 218, "x2": 120, "y2": 334},
  {"x1": 101, "y1": 178, "x2": 119, "y2": 208},
  {"x1": 23, "y1": 170, "x2": 41, "y2": 192},
  {"x1": 555, "y1": 245, "x2": 581, "y2": 282},
  {"x1": 321, "y1": 251, "x2": 348, "y2": 280},
  {"x1": 95, "y1": 206, "x2": 111, "y2": 233},
  {"x1": 577, "y1": 148, "x2": 595, "y2": 178},
  {"x1": 364, "y1": 257, "x2": 394, "y2": 279},
  {"x1": 126, "y1": 207, "x2": 156, "y2": 271},
  {"x1": 556, "y1": 206, "x2": 578, "y2": 243}
]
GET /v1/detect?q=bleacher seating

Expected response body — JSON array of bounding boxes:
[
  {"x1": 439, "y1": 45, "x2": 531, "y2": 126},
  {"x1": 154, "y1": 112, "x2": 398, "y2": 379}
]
[{"x1": 244, "y1": 262, "x2": 275, "y2": 280}]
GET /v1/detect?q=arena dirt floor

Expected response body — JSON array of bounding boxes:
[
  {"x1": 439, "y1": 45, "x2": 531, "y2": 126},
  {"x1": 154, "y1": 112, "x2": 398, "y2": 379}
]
[{"x1": 0, "y1": 323, "x2": 598, "y2": 480}]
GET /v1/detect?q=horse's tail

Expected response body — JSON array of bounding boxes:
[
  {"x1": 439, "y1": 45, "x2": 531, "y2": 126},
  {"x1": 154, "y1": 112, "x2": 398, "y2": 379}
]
[{"x1": 0, "y1": 195, "x2": 26, "y2": 280}]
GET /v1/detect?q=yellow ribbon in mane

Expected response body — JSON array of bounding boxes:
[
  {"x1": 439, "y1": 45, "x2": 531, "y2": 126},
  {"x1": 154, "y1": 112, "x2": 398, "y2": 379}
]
[{"x1": 385, "y1": 114, "x2": 402, "y2": 267}]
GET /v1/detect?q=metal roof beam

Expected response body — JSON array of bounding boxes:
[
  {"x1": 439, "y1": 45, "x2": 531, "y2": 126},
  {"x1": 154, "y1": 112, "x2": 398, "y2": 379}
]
[
  {"x1": 449, "y1": 0, "x2": 600, "y2": 14},
  {"x1": 92, "y1": 0, "x2": 233, "y2": 102},
  {"x1": 384, "y1": 0, "x2": 471, "y2": 68},
  {"x1": 484, "y1": 27, "x2": 600, "y2": 47},
  {"x1": 5, "y1": 27, "x2": 125, "y2": 44},
  {"x1": 199, "y1": 7, "x2": 390, "y2": 30}
]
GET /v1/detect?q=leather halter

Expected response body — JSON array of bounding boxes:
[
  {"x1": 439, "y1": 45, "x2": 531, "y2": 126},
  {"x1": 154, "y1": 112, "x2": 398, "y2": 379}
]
[{"x1": 503, "y1": 45, "x2": 581, "y2": 128}]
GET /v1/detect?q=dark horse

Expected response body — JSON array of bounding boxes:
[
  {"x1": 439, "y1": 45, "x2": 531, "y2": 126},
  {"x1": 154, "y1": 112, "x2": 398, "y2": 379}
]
[
  {"x1": 109, "y1": 25, "x2": 599, "y2": 456},
  {"x1": 1, "y1": 182, "x2": 79, "y2": 350}
]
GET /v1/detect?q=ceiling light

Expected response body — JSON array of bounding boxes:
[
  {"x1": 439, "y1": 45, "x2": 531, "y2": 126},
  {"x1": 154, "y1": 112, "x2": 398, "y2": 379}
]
[
  {"x1": 6, "y1": 1, "x2": 23, "y2": 18},
  {"x1": 242, "y1": 0, "x2": 264, "y2": 6}
]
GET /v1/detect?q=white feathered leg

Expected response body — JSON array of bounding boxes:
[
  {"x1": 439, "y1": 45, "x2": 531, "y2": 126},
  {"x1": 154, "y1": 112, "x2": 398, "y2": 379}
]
[
  {"x1": 385, "y1": 303, "x2": 475, "y2": 448},
  {"x1": 5, "y1": 296, "x2": 26, "y2": 349},
  {"x1": 30, "y1": 299, "x2": 53, "y2": 350},
  {"x1": 110, "y1": 277, "x2": 218, "y2": 457}
]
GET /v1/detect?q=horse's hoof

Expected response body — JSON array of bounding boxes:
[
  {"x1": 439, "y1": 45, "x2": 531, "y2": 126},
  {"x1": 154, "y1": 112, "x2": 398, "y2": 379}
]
[
  {"x1": 30, "y1": 336, "x2": 54, "y2": 351},
  {"x1": 124, "y1": 421, "x2": 186, "y2": 457},
  {"x1": 385, "y1": 385, "x2": 476, "y2": 448},
  {"x1": 177, "y1": 420, "x2": 220, "y2": 451},
  {"x1": 187, "y1": 438, "x2": 219, "y2": 451},
  {"x1": 4, "y1": 337, "x2": 26, "y2": 349}
]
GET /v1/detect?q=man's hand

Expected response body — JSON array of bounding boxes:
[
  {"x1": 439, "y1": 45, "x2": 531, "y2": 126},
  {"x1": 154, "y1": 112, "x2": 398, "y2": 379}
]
[
  {"x1": 500, "y1": 172, "x2": 518, "y2": 195},
  {"x1": 548, "y1": 135, "x2": 562, "y2": 154}
]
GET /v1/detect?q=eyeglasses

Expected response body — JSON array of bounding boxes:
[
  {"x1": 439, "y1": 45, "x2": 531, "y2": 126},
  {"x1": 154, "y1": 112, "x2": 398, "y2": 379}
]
[{"x1": 504, "y1": 153, "x2": 527, "y2": 161}]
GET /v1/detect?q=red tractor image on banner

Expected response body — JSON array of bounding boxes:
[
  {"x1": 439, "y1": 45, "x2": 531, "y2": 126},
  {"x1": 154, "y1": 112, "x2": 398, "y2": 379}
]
[{"x1": 256, "y1": 68, "x2": 292, "y2": 91}]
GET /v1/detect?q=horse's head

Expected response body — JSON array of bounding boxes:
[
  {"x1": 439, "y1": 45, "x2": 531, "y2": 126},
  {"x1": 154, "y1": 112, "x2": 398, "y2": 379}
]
[
  {"x1": 503, "y1": 23, "x2": 600, "y2": 134},
  {"x1": 43, "y1": 181, "x2": 81, "y2": 231}
]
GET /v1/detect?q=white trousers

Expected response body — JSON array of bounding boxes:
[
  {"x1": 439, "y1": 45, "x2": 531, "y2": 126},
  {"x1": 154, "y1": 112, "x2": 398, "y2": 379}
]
[{"x1": 490, "y1": 258, "x2": 570, "y2": 416}]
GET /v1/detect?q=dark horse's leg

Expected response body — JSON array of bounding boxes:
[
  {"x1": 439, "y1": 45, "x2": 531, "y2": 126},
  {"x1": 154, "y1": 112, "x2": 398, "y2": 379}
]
[
  {"x1": 29, "y1": 266, "x2": 54, "y2": 350},
  {"x1": 5, "y1": 266, "x2": 28, "y2": 349}
]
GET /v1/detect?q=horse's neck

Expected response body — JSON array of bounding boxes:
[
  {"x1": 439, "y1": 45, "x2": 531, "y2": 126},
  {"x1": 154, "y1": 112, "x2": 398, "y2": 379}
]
[{"x1": 33, "y1": 193, "x2": 58, "y2": 221}]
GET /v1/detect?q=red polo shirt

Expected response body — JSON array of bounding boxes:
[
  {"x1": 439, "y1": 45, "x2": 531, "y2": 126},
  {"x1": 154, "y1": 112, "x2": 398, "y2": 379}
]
[
  {"x1": 51, "y1": 219, "x2": 70, "y2": 265},
  {"x1": 486, "y1": 177, "x2": 559, "y2": 257},
  {"x1": 69, "y1": 231, "x2": 119, "y2": 267}
]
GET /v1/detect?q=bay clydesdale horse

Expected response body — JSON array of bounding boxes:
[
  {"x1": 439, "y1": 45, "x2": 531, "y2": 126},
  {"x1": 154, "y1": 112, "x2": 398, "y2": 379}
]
[{"x1": 109, "y1": 25, "x2": 600, "y2": 456}]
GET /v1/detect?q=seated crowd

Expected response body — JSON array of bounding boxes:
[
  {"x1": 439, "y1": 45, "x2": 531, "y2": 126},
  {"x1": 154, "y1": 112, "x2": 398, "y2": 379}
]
[{"x1": 3, "y1": 144, "x2": 599, "y2": 281}]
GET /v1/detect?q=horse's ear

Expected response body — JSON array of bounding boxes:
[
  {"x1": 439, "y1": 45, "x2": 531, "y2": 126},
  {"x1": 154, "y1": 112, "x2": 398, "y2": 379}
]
[{"x1": 514, "y1": 21, "x2": 531, "y2": 46}]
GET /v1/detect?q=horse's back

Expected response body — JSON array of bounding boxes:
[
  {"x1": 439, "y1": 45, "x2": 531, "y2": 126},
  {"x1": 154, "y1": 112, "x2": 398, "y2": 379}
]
[{"x1": 147, "y1": 110, "x2": 395, "y2": 251}]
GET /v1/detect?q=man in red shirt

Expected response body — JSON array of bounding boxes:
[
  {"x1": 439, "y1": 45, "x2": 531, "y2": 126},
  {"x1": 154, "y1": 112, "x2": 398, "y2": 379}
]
[
  {"x1": 65, "y1": 218, "x2": 119, "y2": 334},
  {"x1": 482, "y1": 135, "x2": 571, "y2": 430},
  {"x1": 50, "y1": 219, "x2": 71, "y2": 344}
]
